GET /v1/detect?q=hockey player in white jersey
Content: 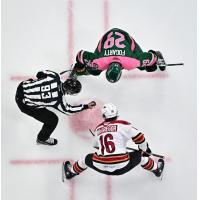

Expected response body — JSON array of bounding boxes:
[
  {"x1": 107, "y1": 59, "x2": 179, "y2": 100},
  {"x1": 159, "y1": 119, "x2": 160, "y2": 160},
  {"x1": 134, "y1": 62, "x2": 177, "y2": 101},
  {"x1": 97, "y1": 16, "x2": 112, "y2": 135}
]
[{"x1": 62, "y1": 103, "x2": 164, "y2": 180}]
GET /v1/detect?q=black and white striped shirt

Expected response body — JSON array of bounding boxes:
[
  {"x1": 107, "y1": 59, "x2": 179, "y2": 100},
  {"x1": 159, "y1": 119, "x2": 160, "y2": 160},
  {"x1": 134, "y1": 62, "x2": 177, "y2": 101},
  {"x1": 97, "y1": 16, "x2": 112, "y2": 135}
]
[{"x1": 20, "y1": 70, "x2": 85, "y2": 115}]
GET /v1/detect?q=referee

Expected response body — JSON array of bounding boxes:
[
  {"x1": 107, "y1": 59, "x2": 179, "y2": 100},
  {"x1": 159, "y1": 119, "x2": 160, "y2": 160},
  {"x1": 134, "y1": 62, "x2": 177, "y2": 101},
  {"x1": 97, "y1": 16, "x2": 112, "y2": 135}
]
[{"x1": 15, "y1": 70, "x2": 96, "y2": 146}]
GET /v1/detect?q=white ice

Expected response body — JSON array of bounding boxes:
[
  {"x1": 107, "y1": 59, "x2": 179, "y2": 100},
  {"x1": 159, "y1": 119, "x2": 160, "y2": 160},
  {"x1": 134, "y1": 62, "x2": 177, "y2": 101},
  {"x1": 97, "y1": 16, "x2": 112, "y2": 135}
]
[{"x1": 1, "y1": 0, "x2": 196, "y2": 200}]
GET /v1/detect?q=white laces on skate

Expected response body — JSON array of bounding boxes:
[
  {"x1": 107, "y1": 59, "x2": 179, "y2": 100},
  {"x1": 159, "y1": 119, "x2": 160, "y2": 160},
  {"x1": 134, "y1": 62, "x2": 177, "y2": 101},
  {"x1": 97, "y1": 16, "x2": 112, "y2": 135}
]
[
  {"x1": 66, "y1": 163, "x2": 75, "y2": 174},
  {"x1": 157, "y1": 161, "x2": 163, "y2": 171},
  {"x1": 45, "y1": 138, "x2": 56, "y2": 144},
  {"x1": 157, "y1": 58, "x2": 165, "y2": 66}
]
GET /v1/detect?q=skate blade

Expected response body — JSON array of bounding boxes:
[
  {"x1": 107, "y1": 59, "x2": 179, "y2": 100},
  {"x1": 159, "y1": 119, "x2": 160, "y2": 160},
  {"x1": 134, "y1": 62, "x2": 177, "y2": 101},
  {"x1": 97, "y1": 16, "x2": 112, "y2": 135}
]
[
  {"x1": 159, "y1": 163, "x2": 165, "y2": 181},
  {"x1": 62, "y1": 163, "x2": 66, "y2": 182},
  {"x1": 160, "y1": 171, "x2": 164, "y2": 180}
]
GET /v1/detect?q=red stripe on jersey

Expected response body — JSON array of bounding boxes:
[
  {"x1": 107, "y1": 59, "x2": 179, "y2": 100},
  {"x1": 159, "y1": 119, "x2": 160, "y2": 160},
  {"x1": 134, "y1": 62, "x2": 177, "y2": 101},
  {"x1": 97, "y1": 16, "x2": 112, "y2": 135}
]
[
  {"x1": 93, "y1": 153, "x2": 129, "y2": 164},
  {"x1": 95, "y1": 120, "x2": 131, "y2": 131},
  {"x1": 108, "y1": 120, "x2": 131, "y2": 125},
  {"x1": 142, "y1": 158, "x2": 154, "y2": 170},
  {"x1": 132, "y1": 133, "x2": 145, "y2": 144}
]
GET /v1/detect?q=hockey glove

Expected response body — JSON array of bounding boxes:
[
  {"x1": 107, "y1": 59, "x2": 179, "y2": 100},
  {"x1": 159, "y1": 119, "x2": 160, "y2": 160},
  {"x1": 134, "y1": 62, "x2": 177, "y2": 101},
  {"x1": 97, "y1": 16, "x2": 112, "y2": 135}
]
[
  {"x1": 83, "y1": 101, "x2": 96, "y2": 109},
  {"x1": 72, "y1": 63, "x2": 88, "y2": 76},
  {"x1": 139, "y1": 143, "x2": 152, "y2": 157}
]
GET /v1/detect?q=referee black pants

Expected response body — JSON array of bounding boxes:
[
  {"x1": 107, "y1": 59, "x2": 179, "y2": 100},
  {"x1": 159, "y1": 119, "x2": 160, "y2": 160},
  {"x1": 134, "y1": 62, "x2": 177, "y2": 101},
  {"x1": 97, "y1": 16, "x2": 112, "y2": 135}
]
[{"x1": 15, "y1": 83, "x2": 58, "y2": 141}]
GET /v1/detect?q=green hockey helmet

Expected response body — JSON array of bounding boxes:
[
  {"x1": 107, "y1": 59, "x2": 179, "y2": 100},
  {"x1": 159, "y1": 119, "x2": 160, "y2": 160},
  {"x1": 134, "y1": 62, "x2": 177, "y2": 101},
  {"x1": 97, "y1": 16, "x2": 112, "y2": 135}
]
[{"x1": 106, "y1": 62, "x2": 122, "y2": 83}]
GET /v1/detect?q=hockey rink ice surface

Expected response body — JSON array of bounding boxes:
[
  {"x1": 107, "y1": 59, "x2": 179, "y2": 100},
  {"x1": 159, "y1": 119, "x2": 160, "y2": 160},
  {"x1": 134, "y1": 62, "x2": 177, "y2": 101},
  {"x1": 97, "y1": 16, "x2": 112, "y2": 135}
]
[{"x1": 2, "y1": 0, "x2": 197, "y2": 200}]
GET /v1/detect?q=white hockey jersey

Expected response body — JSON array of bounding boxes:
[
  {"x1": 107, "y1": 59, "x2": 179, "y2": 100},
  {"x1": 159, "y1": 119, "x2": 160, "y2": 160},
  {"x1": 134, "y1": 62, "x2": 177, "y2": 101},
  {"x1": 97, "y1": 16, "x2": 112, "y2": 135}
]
[{"x1": 93, "y1": 119, "x2": 148, "y2": 156}]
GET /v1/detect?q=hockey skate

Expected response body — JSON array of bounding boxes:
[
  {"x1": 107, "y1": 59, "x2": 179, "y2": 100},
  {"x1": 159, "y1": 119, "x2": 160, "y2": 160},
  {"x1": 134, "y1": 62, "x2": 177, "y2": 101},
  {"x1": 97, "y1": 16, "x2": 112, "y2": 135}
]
[
  {"x1": 148, "y1": 50, "x2": 166, "y2": 71},
  {"x1": 36, "y1": 138, "x2": 58, "y2": 146},
  {"x1": 155, "y1": 51, "x2": 166, "y2": 71},
  {"x1": 152, "y1": 159, "x2": 165, "y2": 178},
  {"x1": 62, "y1": 161, "x2": 77, "y2": 181}
]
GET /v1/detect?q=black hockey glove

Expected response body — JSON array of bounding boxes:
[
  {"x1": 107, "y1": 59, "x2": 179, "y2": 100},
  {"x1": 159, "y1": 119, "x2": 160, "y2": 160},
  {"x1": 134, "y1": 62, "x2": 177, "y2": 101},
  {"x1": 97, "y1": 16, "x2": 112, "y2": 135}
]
[
  {"x1": 83, "y1": 101, "x2": 96, "y2": 109},
  {"x1": 87, "y1": 66, "x2": 102, "y2": 76},
  {"x1": 139, "y1": 143, "x2": 152, "y2": 157},
  {"x1": 69, "y1": 63, "x2": 88, "y2": 78},
  {"x1": 142, "y1": 147, "x2": 152, "y2": 157}
]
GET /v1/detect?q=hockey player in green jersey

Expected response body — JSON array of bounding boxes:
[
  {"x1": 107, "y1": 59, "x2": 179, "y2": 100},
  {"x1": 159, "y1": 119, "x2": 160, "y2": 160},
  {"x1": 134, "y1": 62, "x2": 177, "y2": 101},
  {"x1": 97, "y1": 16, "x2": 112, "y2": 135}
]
[{"x1": 70, "y1": 28, "x2": 166, "y2": 83}]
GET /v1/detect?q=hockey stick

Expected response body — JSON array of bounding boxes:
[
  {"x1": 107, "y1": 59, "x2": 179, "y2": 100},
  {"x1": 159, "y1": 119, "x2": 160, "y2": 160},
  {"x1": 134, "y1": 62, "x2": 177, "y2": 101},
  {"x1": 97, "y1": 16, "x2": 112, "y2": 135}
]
[
  {"x1": 60, "y1": 64, "x2": 76, "y2": 75},
  {"x1": 60, "y1": 69, "x2": 73, "y2": 75},
  {"x1": 126, "y1": 147, "x2": 164, "y2": 159},
  {"x1": 89, "y1": 129, "x2": 164, "y2": 159},
  {"x1": 89, "y1": 129, "x2": 95, "y2": 136},
  {"x1": 60, "y1": 62, "x2": 183, "y2": 75},
  {"x1": 158, "y1": 63, "x2": 184, "y2": 67}
]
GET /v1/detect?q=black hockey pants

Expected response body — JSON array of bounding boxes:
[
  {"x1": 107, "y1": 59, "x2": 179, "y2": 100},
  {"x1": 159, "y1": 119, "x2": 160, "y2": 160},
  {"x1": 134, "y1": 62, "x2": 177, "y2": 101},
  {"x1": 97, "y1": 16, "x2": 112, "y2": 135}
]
[
  {"x1": 85, "y1": 151, "x2": 142, "y2": 175},
  {"x1": 15, "y1": 83, "x2": 58, "y2": 141}
]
